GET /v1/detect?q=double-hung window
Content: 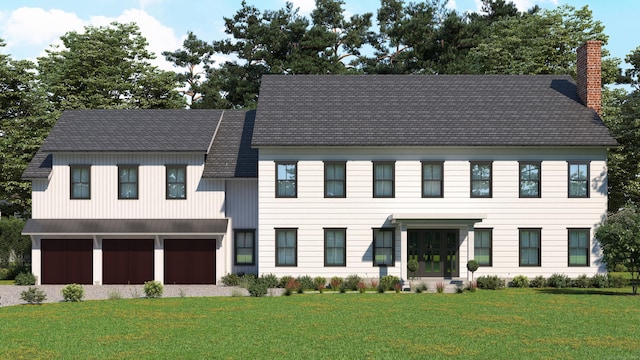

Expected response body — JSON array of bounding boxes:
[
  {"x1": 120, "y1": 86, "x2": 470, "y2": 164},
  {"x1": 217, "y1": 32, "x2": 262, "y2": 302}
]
[
  {"x1": 519, "y1": 228, "x2": 541, "y2": 266},
  {"x1": 70, "y1": 165, "x2": 90, "y2": 199},
  {"x1": 373, "y1": 162, "x2": 394, "y2": 198},
  {"x1": 568, "y1": 228, "x2": 590, "y2": 266},
  {"x1": 118, "y1": 165, "x2": 138, "y2": 199},
  {"x1": 474, "y1": 229, "x2": 492, "y2": 266},
  {"x1": 422, "y1": 161, "x2": 443, "y2": 198},
  {"x1": 470, "y1": 161, "x2": 492, "y2": 198},
  {"x1": 324, "y1": 162, "x2": 346, "y2": 198},
  {"x1": 568, "y1": 162, "x2": 589, "y2": 198},
  {"x1": 166, "y1": 165, "x2": 186, "y2": 199},
  {"x1": 373, "y1": 228, "x2": 394, "y2": 266},
  {"x1": 276, "y1": 162, "x2": 297, "y2": 198},
  {"x1": 276, "y1": 228, "x2": 297, "y2": 266},
  {"x1": 519, "y1": 161, "x2": 541, "y2": 198},
  {"x1": 234, "y1": 230, "x2": 255, "y2": 266},
  {"x1": 324, "y1": 228, "x2": 346, "y2": 266}
]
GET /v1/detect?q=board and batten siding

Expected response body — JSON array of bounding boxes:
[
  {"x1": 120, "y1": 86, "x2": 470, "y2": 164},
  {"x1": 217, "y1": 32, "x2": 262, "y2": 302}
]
[
  {"x1": 225, "y1": 179, "x2": 259, "y2": 275},
  {"x1": 31, "y1": 153, "x2": 225, "y2": 219},
  {"x1": 257, "y1": 147, "x2": 609, "y2": 280}
]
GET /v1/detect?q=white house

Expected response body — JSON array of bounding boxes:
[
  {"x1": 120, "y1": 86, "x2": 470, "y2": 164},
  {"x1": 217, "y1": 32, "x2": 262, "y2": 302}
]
[{"x1": 23, "y1": 41, "x2": 616, "y2": 285}]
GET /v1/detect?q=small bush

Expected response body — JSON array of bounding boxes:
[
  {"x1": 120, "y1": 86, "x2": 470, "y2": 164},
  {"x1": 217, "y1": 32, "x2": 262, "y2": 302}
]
[
  {"x1": 547, "y1": 273, "x2": 571, "y2": 288},
  {"x1": 357, "y1": 281, "x2": 367, "y2": 293},
  {"x1": 15, "y1": 272, "x2": 36, "y2": 286},
  {"x1": 284, "y1": 278, "x2": 300, "y2": 296},
  {"x1": 20, "y1": 287, "x2": 46, "y2": 304},
  {"x1": 415, "y1": 283, "x2": 428, "y2": 293},
  {"x1": 0, "y1": 267, "x2": 9, "y2": 280},
  {"x1": 248, "y1": 279, "x2": 268, "y2": 297},
  {"x1": 278, "y1": 275, "x2": 294, "y2": 288},
  {"x1": 239, "y1": 274, "x2": 257, "y2": 289},
  {"x1": 108, "y1": 290, "x2": 123, "y2": 300},
  {"x1": 221, "y1": 273, "x2": 240, "y2": 286},
  {"x1": 329, "y1": 276, "x2": 343, "y2": 290},
  {"x1": 297, "y1": 275, "x2": 314, "y2": 291},
  {"x1": 260, "y1": 273, "x2": 279, "y2": 288},
  {"x1": 143, "y1": 280, "x2": 164, "y2": 298},
  {"x1": 61, "y1": 284, "x2": 85, "y2": 302},
  {"x1": 313, "y1": 276, "x2": 326, "y2": 290},
  {"x1": 572, "y1": 274, "x2": 591, "y2": 288},
  {"x1": 476, "y1": 275, "x2": 505, "y2": 290},
  {"x1": 344, "y1": 274, "x2": 362, "y2": 291},
  {"x1": 590, "y1": 273, "x2": 609, "y2": 288},
  {"x1": 370, "y1": 279, "x2": 378, "y2": 289},
  {"x1": 608, "y1": 273, "x2": 628, "y2": 288},
  {"x1": 510, "y1": 275, "x2": 530, "y2": 288},
  {"x1": 379, "y1": 275, "x2": 400, "y2": 291},
  {"x1": 530, "y1": 275, "x2": 547, "y2": 288},
  {"x1": 613, "y1": 264, "x2": 627, "y2": 272},
  {"x1": 436, "y1": 281, "x2": 445, "y2": 293}
]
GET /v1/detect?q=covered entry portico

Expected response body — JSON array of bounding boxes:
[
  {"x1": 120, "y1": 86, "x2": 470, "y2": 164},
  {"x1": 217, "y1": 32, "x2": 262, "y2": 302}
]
[{"x1": 391, "y1": 214, "x2": 486, "y2": 281}]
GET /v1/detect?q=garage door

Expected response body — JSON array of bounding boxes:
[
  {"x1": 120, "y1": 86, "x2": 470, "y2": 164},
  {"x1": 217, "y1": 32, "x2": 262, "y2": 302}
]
[
  {"x1": 164, "y1": 239, "x2": 216, "y2": 284},
  {"x1": 103, "y1": 239, "x2": 154, "y2": 284},
  {"x1": 41, "y1": 239, "x2": 93, "y2": 284}
]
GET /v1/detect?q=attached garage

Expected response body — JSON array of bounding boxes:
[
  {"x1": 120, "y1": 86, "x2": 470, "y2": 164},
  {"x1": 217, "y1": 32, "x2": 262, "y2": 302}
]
[
  {"x1": 165, "y1": 239, "x2": 216, "y2": 284},
  {"x1": 41, "y1": 239, "x2": 93, "y2": 284},
  {"x1": 103, "y1": 239, "x2": 154, "y2": 284}
]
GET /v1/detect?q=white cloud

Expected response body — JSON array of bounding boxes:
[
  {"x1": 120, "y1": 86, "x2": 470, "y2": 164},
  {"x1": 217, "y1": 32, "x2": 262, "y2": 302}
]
[
  {"x1": 286, "y1": 0, "x2": 316, "y2": 14},
  {"x1": 1, "y1": 7, "x2": 85, "y2": 50},
  {"x1": 472, "y1": 0, "x2": 559, "y2": 13},
  {"x1": 446, "y1": 0, "x2": 457, "y2": 10}
]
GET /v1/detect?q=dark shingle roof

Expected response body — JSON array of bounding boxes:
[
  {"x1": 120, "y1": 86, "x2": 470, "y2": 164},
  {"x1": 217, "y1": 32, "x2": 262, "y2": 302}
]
[
  {"x1": 22, "y1": 218, "x2": 228, "y2": 235},
  {"x1": 252, "y1": 75, "x2": 617, "y2": 147},
  {"x1": 22, "y1": 151, "x2": 53, "y2": 179},
  {"x1": 40, "y1": 109, "x2": 223, "y2": 152},
  {"x1": 203, "y1": 110, "x2": 257, "y2": 178}
]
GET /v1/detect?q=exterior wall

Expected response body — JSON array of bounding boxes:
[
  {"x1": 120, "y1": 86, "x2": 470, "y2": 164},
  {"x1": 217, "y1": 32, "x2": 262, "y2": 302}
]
[
  {"x1": 257, "y1": 146, "x2": 609, "y2": 280},
  {"x1": 225, "y1": 179, "x2": 259, "y2": 275},
  {"x1": 31, "y1": 153, "x2": 224, "y2": 219}
]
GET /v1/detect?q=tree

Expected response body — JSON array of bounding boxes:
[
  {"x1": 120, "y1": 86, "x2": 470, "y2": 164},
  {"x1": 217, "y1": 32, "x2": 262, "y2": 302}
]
[
  {"x1": 0, "y1": 217, "x2": 31, "y2": 270},
  {"x1": 596, "y1": 206, "x2": 640, "y2": 295},
  {"x1": 37, "y1": 22, "x2": 185, "y2": 110}
]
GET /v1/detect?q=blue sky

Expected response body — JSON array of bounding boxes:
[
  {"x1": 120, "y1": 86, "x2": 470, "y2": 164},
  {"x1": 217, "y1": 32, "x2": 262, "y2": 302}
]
[{"x1": 0, "y1": 0, "x2": 637, "y2": 72}]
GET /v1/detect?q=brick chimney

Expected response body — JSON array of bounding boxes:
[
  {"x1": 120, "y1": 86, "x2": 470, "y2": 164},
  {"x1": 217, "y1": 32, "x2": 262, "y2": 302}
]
[{"x1": 576, "y1": 40, "x2": 602, "y2": 115}]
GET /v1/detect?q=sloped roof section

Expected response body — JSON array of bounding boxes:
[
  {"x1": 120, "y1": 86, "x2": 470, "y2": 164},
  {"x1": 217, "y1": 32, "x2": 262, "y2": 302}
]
[
  {"x1": 40, "y1": 109, "x2": 223, "y2": 152},
  {"x1": 22, "y1": 218, "x2": 228, "y2": 235},
  {"x1": 253, "y1": 75, "x2": 618, "y2": 147},
  {"x1": 203, "y1": 110, "x2": 258, "y2": 178},
  {"x1": 22, "y1": 151, "x2": 53, "y2": 179}
]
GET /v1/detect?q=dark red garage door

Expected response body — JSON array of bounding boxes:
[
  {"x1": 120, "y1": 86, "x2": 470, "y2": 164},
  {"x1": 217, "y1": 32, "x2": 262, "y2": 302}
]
[
  {"x1": 41, "y1": 239, "x2": 93, "y2": 284},
  {"x1": 164, "y1": 239, "x2": 216, "y2": 284},
  {"x1": 103, "y1": 239, "x2": 154, "y2": 284}
]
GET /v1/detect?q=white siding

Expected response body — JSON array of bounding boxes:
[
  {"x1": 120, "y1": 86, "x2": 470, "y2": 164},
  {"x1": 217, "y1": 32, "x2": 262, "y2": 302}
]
[
  {"x1": 31, "y1": 153, "x2": 225, "y2": 219},
  {"x1": 258, "y1": 146, "x2": 609, "y2": 279}
]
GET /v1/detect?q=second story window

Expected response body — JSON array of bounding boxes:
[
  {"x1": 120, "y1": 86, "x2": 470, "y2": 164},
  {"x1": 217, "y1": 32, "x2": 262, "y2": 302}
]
[
  {"x1": 422, "y1": 161, "x2": 443, "y2": 198},
  {"x1": 519, "y1": 162, "x2": 541, "y2": 198},
  {"x1": 470, "y1": 161, "x2": 492, "y2": 198},
  {"x1": 568, "y1": 162, "x2": 589, "y2": 198},
  {"x1": 276, "y1": 162, "x2": 297, "y2": 198},
  {"x1": 373, "y1": 161, "x2": 394, "y2": 198},
  {"x1": 166, "y1": 165, "x2": 186, "y2": 199},
  {"x1": 324, "y1": 161, "x2": 346, "y2": 198},
  {"x1": 118, "y1": 165, "x2": 138, "y2": 199},
  {"x1": 70, "y1": 165, "x2": 90, "y2": 199}
]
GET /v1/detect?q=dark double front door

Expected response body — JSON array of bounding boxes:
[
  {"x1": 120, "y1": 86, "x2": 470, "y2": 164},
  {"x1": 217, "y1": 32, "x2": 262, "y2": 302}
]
[{"x1": 408, "y1": 230, "x2": 459, "y2": 277}]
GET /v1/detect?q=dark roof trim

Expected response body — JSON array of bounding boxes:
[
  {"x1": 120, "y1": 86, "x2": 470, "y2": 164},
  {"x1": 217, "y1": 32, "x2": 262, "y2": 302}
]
[{"x1": 22, "y1": 219, "x2": 228, "y2": 236}]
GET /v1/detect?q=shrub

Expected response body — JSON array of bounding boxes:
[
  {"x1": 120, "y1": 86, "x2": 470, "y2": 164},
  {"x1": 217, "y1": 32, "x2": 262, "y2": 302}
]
[
  {"x1": 143, "y1": 280, "x2": 164, "y2": 298},
  {"x1": 297, "y1": 275, "x2": 314, "y2": 291},
  {"x1": 407, "y1": 259, "x2": 419, "y2": 278},
  {"x1": 20, "y1": 287, "x2": 46, "y2": 304},
  {"x1": 590, "y1": 273, "x2": 609, "y2": 288},
  {"x1": 248, "y1": 279, "x2": 268, "y2": 297},
  {"x1": 239, "y1": 274, "x2": 257, "y2": 289},
  {"x1": 108, "y1": 290, "x2": 123, "y2": 300},
  {"x1": 572, "y1": 274, "x2": 591, "y2": 288},
  {"x1": 279, "y1": 275, "x2": 294, "y2": 288},
  {"x1": 510, "y1": 275, "x2": 530, "y2": 288},
  {"x1": 530, "y1": 275, "x2": 547, "y2": 288},
  {"x1": 260, "y1": 273, "x2": 279, "y2": 288},
  {"x1": 379, "y1": 275, "x2": 400, "y2": 291},
  {"x1": 613, "y1": 263, "x2": 627, "y2": 272},
  {"x1": 61, "y1": 284, "x2": 85, "y2": 302},
  {"x1": 329, "y1": 276, "x2": 343, "y2": 290},
  {"x1": 476, "y1": 275, "x2": 505, "y2": 290},
  {"x1": 436, "y1": 281, "x2": 445, "y2": 293},
  {"x1": 0, "y1": 267, "x2": 9, "y2": 280},
  {"x1": 547, "y1": 273, "x2": 571, "y2": 288},
  {"x1": 15, "y1": 272, "x2": 36, "y2": 286},
  {"x1": 221, "y1": 273, "x2": 240, "y2": 286},
  {"x1": 357, "y1": 281, "x2": 367, "y2": 293},
  {"x1": 370, "y1": 279, "x2": 378, "y2": 289},
  {"x1": 608, "y1": 273, "x2": 628, "y2": 288},
  {"x1": 313, "y1": 276, "x2": 326, "y2": 290},
  {"x1": 415, "y1": 283, "x2": 428, "y2": 293},
  {"x1": 284, "y1": 278, "x2": 300, "y2": 296},
  {"x1": 344, "y1": 274, "x2": 362, "y2": 291}
]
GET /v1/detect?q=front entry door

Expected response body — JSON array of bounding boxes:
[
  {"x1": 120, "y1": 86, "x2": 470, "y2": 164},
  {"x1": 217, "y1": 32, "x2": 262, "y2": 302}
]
[{"x1": 408, "y1": 230, "x2": 459, "y2": 277}]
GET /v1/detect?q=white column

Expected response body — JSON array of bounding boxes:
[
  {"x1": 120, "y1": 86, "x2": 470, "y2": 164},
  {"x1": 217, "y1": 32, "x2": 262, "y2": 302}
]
[
  {"x1": 154, "y1": 236, "x2": 164, "y2": 284},
  {"x1": 466, "y1": 225, "x2": 475, "y2": 282},
  {"x1": 399, "y1": 224, "x2": 407, "y2": 283},
  {"x1": 93, "y1": 236, "x2": 102, "y2": 285},
  {"x1": 31, "y1": 237, "x2": 41, "y2": 285}
]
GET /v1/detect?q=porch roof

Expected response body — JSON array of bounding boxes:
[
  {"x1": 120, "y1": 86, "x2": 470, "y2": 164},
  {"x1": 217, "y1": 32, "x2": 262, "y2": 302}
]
[{"x1": 390, "y1": 213, "x2": 486, "y2": 227}]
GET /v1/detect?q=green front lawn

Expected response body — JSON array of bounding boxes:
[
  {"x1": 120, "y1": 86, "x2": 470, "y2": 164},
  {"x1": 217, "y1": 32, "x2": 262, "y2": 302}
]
[
  {"x1": 0, "y1": 280, "x2": 15, "y2": 285},
  {"x1": 1, "y1": 288, "x2": 639, "y2": 359}
]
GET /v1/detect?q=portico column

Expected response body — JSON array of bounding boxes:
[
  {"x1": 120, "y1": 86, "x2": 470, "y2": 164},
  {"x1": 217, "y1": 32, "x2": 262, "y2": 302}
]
[
  {"x1": 93, "y1": 236, "x2": 102, "y2": 285},
  {"x1": 399, "y1": 224, "x2": 407, "y2": 283},
  {"x1": 467, "y1": 225, "x2": 475, "y2": 282},
  {"x1": 154, "y1": 236, "x2": 164, "y2": 284},
  {"x1": 31, "y1": 237, "x2": 41, "y2": 285}
]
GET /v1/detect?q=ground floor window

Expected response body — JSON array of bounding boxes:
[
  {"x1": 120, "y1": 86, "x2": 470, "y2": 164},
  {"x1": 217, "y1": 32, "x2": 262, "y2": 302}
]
[
  {"x1": 324, "y1": 228, "x2": 346, "y2": 266},
  {"x1": 276, "y1": 228, "x2": 297, "y2": 266},
  {"x1": 519, "y1": 228, "x2": 541, "y2": 266},
  {"x1": 234, "y1": 230, "x2": 255, "y2": 265},
  {"x1": 373, "y1": 228, "x2": 394, "y2": 266},
  {"x1": 568, "y1": 228, "x2": 590, "y2": 266},
  {"x1": 474, "y1": 229, "x2": 492, "y2": 266}
]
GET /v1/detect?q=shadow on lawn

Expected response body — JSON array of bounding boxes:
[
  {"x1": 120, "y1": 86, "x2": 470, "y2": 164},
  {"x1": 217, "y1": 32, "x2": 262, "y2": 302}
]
[{"x1": 533, "y1": 288, "x2": 635, "y2": 296}]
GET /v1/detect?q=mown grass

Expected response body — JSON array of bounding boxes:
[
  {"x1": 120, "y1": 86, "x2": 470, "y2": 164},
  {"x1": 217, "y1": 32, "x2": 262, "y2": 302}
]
[
  {"x1": 0, "y1": 279, "x2": 15, "y2": 285},
  {"x1": 1, "y1": 288, "x2": 639, "y2": 359}
]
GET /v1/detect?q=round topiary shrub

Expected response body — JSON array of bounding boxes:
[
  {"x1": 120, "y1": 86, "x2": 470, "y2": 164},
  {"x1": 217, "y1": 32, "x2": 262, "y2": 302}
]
[
  {"x1": 407, "y1": 259, "x2": 419, "y2": 278},
  {"x1": 144, "y1": 280, "x2": 164, "y2": 298},
  {"x1": 510, "y1": 275, "x2": 530, "y2": 288},
  {"x1": 61, "y1": 283, "x2": 85, "y2": 302}
]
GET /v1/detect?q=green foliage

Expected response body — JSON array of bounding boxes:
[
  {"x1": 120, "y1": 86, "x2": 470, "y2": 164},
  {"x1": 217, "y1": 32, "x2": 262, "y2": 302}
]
[
  {"x1": 547, "y1": 273, "x2": 571, "y2": 288},
  {"x1": 344, "y1": 274, "x2": 362, "y2": 291},
  {"x1": 329, "y1": 276, "x2": 343, "y2": 290},
  {"x1": 61, "y1": 283, "x2": 85, "y2": 302},
  {"x1": 407, "y1": 259, "x2": 419, "y2": 277},
  {"x1": 248, "y1": 278, "x2": 269, "y2": 297},
  {"x1": 530, "y1": 275, "x2": 547, "y2": 288},
  {"x1": 238, "y1": 273, "x2": 257, "y2": 289},
  {"x1": 14, "y1": 272, "x2": 35, "y2": 286},
  {"x1": 466, "y1": 259, "x2": 479, "y2": 273},
  {"x1": 20, "y1": 286, "x2": 46, "y2": 304},
  {"x1": 278, "y1": 275, "x2": 294, "y2": 288},
  {"x1": 378, "y1": 275, "x2": 400, "y2": 291},
  {"x1": 572, "y1": 274, "x2": 591, "y2": 288},
  {"x1": 590, "y1": 274, "x2": 609, "y2": 288},
  {"x1": 608, "y1": 273, "x2": 628, "y2": 288},
  {"x1": 284, "y1": 278, "x2": 300, "y2": 296},
  {"x1": 297, "y1": 275, "x2": 314, "y2": 291},
  {"x1": 415, "y1": 283, "x2": 428, "y2": 293},
  {"x1": 0, "y1": 218, "x2": 31, "y2": 269},
  {"x1": 143, "y1": 280, "x2": 164, "y2": 298},
  {"x1": 476, "y1": 275, "x2": 505, "y2": 290},
  {"x1": 221, "y1": 273, "x2": 240, "y2": 286},
  {"x1": 260, "y1": 273, "x2": 279, "y2": 289},
  {"x1": 436, "y1": 281, "x2": 445, "y2": 293},
  {"x1": 510, "y1": 275, "x2": 530, "y2": 288},
  {"x1": 312, "y1": 276, "x2": 326, "y2": 290}
]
